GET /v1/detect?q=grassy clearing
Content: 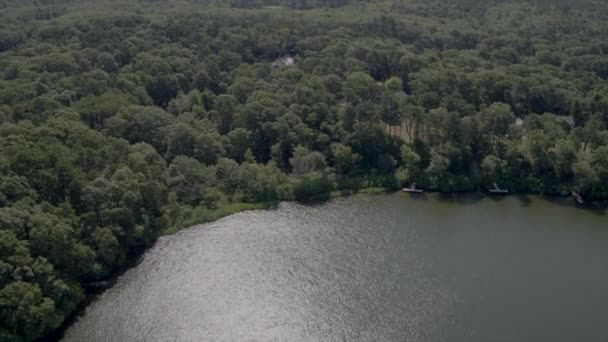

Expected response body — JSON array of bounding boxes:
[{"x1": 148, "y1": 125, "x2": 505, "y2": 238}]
[
  {"x1": 166, "y1": 187, "x2": 393, "y2": 234},
  {"x1": 164, "y1": 202, "x2": 277, "y2": 234},
  {"x1": 329, "y1": 186, "x2": 392, "y2": 198}
]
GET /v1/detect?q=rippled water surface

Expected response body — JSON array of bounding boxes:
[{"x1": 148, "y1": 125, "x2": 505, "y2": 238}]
[{"x1": 63, "y1": 193, "x2": 608, "y2": 342}]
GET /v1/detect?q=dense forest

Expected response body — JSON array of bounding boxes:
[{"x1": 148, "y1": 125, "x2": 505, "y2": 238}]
[{"x1": 1, "y1": 0, "x2": 608, "y2": 340}]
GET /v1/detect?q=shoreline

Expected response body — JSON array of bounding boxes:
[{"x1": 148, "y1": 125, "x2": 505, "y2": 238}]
[{"x1": 37, "y1": 187, "x2": 606, "y2": 341}]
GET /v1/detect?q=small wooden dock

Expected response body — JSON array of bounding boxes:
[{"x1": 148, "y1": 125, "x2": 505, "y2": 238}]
[
  {"x1": 403, "y1": 182, "x2": 423, "y2": 193},
  {"x1": 572, "y1": 191, "x2": 584, "y2": 204},
  {"x1": 488, "y1": 183, "x2": 508, "y2": 194}
]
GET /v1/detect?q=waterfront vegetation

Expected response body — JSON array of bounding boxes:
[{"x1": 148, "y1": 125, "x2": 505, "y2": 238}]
[{"x1": 0, "y1": 0, "x2": 607, "y2": 340}]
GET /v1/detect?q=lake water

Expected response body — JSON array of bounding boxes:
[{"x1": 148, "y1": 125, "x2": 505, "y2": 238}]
[{"x1": 62, "y1": 193, "x2": 608, "y2": 342}]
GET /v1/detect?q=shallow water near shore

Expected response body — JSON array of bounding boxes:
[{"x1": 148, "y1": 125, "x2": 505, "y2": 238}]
[{"x1": 62, "y1": 193, "x2": 608, "y2": 342}]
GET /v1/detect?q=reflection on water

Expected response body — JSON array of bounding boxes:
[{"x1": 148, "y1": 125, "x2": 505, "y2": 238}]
[{"x1": 63, "y1": 193, "x2": 608, "y2": 342}]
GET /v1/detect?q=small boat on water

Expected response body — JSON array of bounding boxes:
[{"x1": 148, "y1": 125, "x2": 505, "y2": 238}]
[
  {"x1": 488, "y1": 183, "x2": 508, "y2": 194},
  {"x1": 572, "y1": 191, "x2": 584, "y2": 204},
  {"x1": 403, "y1": 182, "x2": 423, "y2": 193}
]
